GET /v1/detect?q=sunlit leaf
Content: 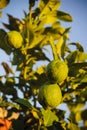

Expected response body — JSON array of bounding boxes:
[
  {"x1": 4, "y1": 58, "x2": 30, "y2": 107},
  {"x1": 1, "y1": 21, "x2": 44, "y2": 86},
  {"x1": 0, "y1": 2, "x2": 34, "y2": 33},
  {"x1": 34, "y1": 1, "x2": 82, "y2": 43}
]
[
  {"x1": 77, "y1": 51, "x2": 87, "y2": 61},
  {"x1": 76, "y1": 112, "x2": 82, "y2": 123},
  {"x1": 28, "y1": 34, "x2": 45, "y2": 49},
  {"x1": 31, "y1": 109, "x2": 39, "y2": 119},
  {"x1": 8, "y1": 112, "x2": 19, "y2": 120},
  {"x1": 0, "y1": 107, "x2": 8, "y2": 118},
  {"x1": 41, "y1": 108, "x2": 58, "y2": 127},
  {"x1": 68, "y1": 123, "x2": 80, "y2": 130},
  {"x1": 38, "y1": 0, "x2": 60, "y2": 19}
]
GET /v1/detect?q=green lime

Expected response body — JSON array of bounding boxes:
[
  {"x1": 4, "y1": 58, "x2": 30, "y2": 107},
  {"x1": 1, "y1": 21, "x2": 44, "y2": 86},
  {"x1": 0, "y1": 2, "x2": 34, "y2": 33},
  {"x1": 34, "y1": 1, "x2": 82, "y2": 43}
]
[
  {"x1": 0, "y1": 0, "x2": 10, "y2": 9},
  {"x1": 38, "y1": 83, "x2": 62, "y2": 108},
  {"x1": 7, "y1": 31, "x2": 23, "y2": 49},
  {"x1": 46, "y1": 60, "x2": 68, "y2": 84}
]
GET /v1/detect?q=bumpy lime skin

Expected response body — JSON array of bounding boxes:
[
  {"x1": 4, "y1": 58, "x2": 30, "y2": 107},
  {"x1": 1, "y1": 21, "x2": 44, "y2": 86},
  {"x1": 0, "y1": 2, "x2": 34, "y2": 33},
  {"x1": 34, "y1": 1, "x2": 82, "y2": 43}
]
[
  {"x1": 7, "y1": 31, "x2": 23, "y2": 49},
  {"x1": 46, "y1": 60, "x2": 68, "y2": 84},
  {"x1": 38, "y1": 83, "x2": 62, "y2": 108}
]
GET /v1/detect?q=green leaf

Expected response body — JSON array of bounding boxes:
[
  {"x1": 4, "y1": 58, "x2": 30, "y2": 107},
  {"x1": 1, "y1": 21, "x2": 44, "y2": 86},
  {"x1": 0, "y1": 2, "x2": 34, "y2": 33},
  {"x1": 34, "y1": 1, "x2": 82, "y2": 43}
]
[
  {"x1": 66, "y1": 51, "x2": 78, "y2": 65},
  {"x1": 41, "y1": 108, "x2": 58, "y2": 127},
  {"x1": 0, "y1": 29, "x2": 12, "y2": 54},
  {"x1": 57, "y1": 10, "x2": 73, "y2": 22},
  {"x1": 15, "y1": 98, "x2": 32, "y2": 108},
  {"x1": 68, "y1": 123, "x2": 80, "y2": 130},
  {"x1": 0, "y1": 11, "x2": 2, "y2": 17},
  {"x1": 69, "y1": 62, "x2": 87, "y2": 77},
  {"x1": 38, "y1": 0, "x2": 61, "y2": 19},
  {"x1": 77, "y1": 51, "x2": 87, "y2": 61},
  {"x1": 29, "y1": 0, "x2": 36, "y2": 9},
  {"x1": 80, "y1": 74, "x2": 87, "y2": 83},
  {"x1": 69, "y1": 42, "x2": 84, "y2": 52},
  {"x1": 3, "y1": 14, "x2": 20, "y2": 30}
]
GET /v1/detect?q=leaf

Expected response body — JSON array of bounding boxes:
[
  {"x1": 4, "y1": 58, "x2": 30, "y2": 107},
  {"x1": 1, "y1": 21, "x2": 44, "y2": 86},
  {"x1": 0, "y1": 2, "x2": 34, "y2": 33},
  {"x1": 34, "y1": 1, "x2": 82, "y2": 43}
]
[
  {"x1": 81, "y1": 109, "x2": 87, "y2": 120},
  {"x1": 57, "y1": 10, "x2": 73, "y2": 22},
  {"x1": 66, "y1": 51, "x2": 78, "y2": 65},
  {"x1": 0, "y1": 107, "x2": 8, "y2": 118},
  {"x1": 69, "y1": 62, "x2": 87, "y2": 77},
  {"x1": 31, "y1": 109, "x2": 39, "y2": 119},
  {"x1": 29, "y1": 0, "x2": 36, "y2": 9},
  {"x1": 77, "y1": 51, "x2": 87, "y2": 61},
  {"x1": 43, "y1": 11, "x2": 58, "y2": 24},
  {"x1": 80, "y1": 74, "x2": 87, "y2": 83},
  {"x1": 41, "y1": 108, "x2": 58, "y2": 127},
  {"x1": 38, "y1": 0, "x2": 61, "y2": 20},
  {"x1": 15, "y1": 98, "x2": 32, "y2": 108},
  {"x1": 68, "y1": 123, "x2": 80, "y2": 130},
  {"x1": 3, "y1": 14, "x2": 20, "y2": 30},
  {"x1": 75, "y1": 112, "x2": 82, "y2": 123},
  {"x1": 56, "y1": 37, "x2": 64, "y2": 56},
  {"x1": 0, "y1": 29, "x2": 12, "y2": 54},
  {"x1": 8, "y1": 112, "x2": 19, "y2": 120},
  {"x1": 0, "y1": 11, "x2": 2, "y2": 17},
  {"x1": 28, "y1": 34, "x2": 45, "y2": 49},
  {"x1": 1, "y1": 62, "x2": 14, "y2": 75},
  {"x1": 69, "y1": 42, "x2": 84, "y2": 52}
]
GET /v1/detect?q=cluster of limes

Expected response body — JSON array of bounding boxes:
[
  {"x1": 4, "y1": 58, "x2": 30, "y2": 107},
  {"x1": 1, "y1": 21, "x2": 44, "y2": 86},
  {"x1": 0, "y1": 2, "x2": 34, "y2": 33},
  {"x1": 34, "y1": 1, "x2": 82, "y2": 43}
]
[
  {"x1": 5, "y1": 30, "x2": 68, "y2": 109},
  {"x1": 38, "y1": 60, "x2": 68, "y2": 109}
]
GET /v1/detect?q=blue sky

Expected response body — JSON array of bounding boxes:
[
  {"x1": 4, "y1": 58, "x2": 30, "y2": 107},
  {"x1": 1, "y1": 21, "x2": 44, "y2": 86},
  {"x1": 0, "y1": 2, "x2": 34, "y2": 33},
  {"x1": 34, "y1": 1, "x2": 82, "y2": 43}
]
[
  {"x1": 0, "y1": 0, "x2": 87, "y2": 74},
  {"x1": 60, "y1": 0, "x2": 87, "y2": 52}
]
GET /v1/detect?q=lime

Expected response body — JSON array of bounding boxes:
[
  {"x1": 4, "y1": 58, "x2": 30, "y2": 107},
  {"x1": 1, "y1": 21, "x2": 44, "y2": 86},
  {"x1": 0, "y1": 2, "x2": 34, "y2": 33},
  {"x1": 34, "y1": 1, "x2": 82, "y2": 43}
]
[
  {"x1": 7, "y1": 31, "x2": 23, "y2": 49},
  {"x1": 0, "y1": 0, "x2": 10, "y2": 9},
  {"x1": 38, "y1": 83, "x2": 62, "y2": 108},
  {"x1": 46, "y1": 60, "x2": 68, "y2": 84}
]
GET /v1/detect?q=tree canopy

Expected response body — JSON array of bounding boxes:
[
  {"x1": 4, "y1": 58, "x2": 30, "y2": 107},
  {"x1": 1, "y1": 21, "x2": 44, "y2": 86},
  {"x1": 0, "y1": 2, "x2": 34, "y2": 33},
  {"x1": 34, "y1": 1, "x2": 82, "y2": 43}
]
[{"x1": 0, "y1": 0, "x2": 87, "y2": 130}]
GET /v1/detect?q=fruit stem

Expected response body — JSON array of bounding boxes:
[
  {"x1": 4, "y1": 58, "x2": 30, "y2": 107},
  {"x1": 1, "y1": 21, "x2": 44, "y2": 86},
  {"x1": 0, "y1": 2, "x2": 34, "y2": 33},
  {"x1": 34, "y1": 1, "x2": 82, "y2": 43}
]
[{"x1": 49, "y1": 36, "x2": 59, "y2": 60}]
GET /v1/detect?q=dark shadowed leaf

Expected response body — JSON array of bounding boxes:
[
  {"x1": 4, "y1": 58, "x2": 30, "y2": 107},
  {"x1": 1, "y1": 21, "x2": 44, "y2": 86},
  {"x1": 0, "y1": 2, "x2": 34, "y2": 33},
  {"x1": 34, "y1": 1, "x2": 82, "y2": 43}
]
[
  {"x1": 69, "y1": 42, "x2": 84, "y2": 52},
  {"x1": 57, "y1": 11, "x2": 73, "y2": 22},
  {"x1": 15, "y1": 98, "x2": 32, "y2": 108},
  {"x1": 0, "y1": 29, "x2": 12, "y2": 54}
]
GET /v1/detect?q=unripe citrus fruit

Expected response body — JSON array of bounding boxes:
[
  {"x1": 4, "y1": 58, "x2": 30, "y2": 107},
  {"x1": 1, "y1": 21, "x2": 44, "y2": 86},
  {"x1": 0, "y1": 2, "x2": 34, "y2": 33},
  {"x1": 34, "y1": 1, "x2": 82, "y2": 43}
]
[
  {"x1": 7, "y1": 31, "x2": 23, "y2": 49},
  {"x1": 46, "y1": 60, "x2": 68, "y2": 84},
  {"x1": 38, "y1": 83, "x2": 62, "y2": 108},
  {"x1": 0, "y1": 0, "x2": 10, "y2": 9}
]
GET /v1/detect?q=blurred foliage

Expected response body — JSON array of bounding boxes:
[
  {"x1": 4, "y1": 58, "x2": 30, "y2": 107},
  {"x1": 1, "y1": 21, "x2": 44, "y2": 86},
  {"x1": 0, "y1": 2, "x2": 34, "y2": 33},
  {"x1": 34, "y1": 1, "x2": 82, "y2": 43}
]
[{"x1": 0, "y1": 0, "x2": 87, "y2": 129}]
